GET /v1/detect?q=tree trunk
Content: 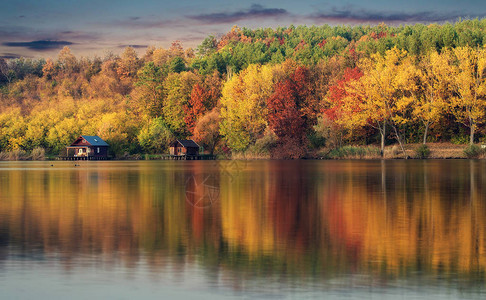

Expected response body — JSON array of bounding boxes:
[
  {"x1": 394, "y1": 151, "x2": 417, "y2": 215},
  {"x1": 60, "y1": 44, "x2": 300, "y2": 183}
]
[
  {"x1": 423, "y1": 123, "x2": 429, "y2": 145},
  {"x1": 470, "y1": 123, "x2": 475, "y2": 145},
  {"x1": 380, "y1": 123, "x2": 385, "y2": 158},
  {"x1": 392, "y1": 124, "x2": 407, "y2": 158}
]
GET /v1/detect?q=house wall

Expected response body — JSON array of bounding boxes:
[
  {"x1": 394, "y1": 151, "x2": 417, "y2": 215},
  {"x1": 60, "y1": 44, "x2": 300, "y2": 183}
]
[
  {"x1": 169, "y1": 142, "x2": 200, "y2": 156},
  {"x1": 66, "y1": 146, "x2": 108, "y2": 158},
  {"x1": 170, "y1": 146, "x2": 185, "y2": 155},
  {"x1": 92, "y1": 146, "x2": 108, "y2": 158},
  {"x1": 72, "y1": 138, "x2": 91, "y2": 147},
  {"x1": 186, "y1": 147, "x2": 198, "y2": 155},
  {"x1": 170, "y1": 146, "x2": 200, "y2": 156}
]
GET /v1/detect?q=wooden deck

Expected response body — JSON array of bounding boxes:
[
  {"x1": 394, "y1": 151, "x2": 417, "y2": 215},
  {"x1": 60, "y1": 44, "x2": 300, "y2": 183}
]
[
  {"x1": 58, "y1": 155, "x2": 216, "y2": 161},
  {"x1": 58, "y1": 156, "x2": 109, "y2": 161},
  {"x1": 158, "y1": 154, "x2": 216, "y2": 160}
]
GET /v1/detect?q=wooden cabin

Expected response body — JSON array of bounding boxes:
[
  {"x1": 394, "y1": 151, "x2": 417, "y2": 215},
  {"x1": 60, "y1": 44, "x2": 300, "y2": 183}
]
[
  {"x1": 65, "y1": 135, "x2": 109, "y2": 159},
  {"x1": 170, "y1": 140, "x2": 200, "y2": 156}
]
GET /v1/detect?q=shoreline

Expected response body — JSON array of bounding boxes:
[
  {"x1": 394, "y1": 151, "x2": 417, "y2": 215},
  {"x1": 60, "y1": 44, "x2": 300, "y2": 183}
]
[
  {"x1": 0, "y1": 143, "x2": 484, "y2": 161},
  {"x1": 0, "y1": 143, "x2": 486, "y2": 161}
]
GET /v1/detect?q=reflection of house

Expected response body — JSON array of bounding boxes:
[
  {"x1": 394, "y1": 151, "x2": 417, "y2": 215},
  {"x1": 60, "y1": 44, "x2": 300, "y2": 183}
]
[
  {"x1": 169, "y1": 140, "x2": 200, "y2": 156},
  {"x1": 66, "y1": 135, "x2": 109, "y2": 160}
]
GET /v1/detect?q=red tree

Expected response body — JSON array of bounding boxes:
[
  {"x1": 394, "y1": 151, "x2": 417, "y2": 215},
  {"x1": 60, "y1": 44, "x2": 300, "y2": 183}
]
[
  {"x1": 325, "y1": 67, "x2": 363, "y2": 121},
  {"x1": 184, "y1": 84, "x2": 207, "y2": 134},
  {"x1": 267, "y1": 66, "x2": 317, "y2": 158}
]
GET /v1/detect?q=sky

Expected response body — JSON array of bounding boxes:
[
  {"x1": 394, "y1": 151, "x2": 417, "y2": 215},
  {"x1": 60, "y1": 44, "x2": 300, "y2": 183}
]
[{"x1": 1, "y1": 0, "x2": 485, "y2": 59}]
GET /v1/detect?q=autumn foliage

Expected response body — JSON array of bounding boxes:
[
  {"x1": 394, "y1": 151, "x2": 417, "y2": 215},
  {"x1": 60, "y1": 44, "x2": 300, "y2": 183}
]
[
  {"x1": 1, "y1": 20, "x2": 486, "y2": 158},
  {"x1": 267, "y1": 67, "x2": 317, "y2": 158}
]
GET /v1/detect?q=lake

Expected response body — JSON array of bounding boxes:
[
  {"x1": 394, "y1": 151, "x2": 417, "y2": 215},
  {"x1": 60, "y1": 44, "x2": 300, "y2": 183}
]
[{"x1": 0, "y1": 160, "x2": 485, "y2": 299}]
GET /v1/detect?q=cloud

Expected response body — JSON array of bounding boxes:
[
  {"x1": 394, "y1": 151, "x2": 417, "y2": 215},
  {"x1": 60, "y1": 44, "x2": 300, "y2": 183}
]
[
  {"x1": 104, "y1": 4, "x2": 289, "y2": 30},
  {"x1": 56, "y1": 31, "x2": 100, "y2": 41},
  {"x1": 105, "y1": 18, "x2": 177, "y2": 29},
  {"x1": 118, "y1": 44, "x2": 148, "y2": 49},
  {"x1": 0, "y1": 25, "x2": 99, "y2": 43},
  {"x1": 0, "y1": 53, "x2": 24, "y2": 59},
  {"x1": 310, "y1": 6, "x2": 486, "y2": 23},
  {"x1": 187, "y1": 4, "x2": 288, "y2": 24},
  {"x1": 2, "y1": 40, "x2": 73, "y2": 51}
]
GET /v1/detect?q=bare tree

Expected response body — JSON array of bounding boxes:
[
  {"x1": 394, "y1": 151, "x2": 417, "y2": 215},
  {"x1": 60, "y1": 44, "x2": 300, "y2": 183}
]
[{"x1": 0, "y1": 58, "x2": 14, "y2": 85}]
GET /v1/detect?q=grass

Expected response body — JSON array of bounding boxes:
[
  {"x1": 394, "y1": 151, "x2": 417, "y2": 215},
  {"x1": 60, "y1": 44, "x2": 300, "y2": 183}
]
[
  {"x1": 317, "y1": 143, "x2": 484, "y2": 159},
  {"x1": 414, "y1": 144, "x2": 431, "y2": 159},
  {"x1": 231, "y1": 151, "x2": 271, "y2": 160},
  {"x1": 463, "y1": 144, "x2": 485, "y2": 159},
  {"x1": 0, "y1": 148, "x2": 47, "y2": 161},
  {"x1": 322, "y1": 145, "x2": 382, "y2": 159},
  {"x1": 0, "y1": 143, "x2": 483, "y2": 161}
]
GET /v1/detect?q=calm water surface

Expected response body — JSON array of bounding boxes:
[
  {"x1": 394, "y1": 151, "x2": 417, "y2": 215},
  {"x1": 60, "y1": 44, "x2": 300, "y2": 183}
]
[{"x1": 0, "y1": 160, "x2": 485, "y2": 299}]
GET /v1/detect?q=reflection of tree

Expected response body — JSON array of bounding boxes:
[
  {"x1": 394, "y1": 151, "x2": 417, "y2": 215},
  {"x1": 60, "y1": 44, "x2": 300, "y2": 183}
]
[
  {"x1": 267, "y1": 161, "x2": 318, "y2": 254},
  {"x1": 0, "y1": 161, "x2": 486, "y2": 284},
  {"x1": 185, "y1": 175, "x2": 219, "y2": 208}
]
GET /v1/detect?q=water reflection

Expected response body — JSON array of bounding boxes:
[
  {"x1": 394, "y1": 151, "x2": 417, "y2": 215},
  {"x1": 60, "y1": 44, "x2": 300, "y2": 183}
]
[{"x1": 0, "y1": 160, "x2": 485, "y2": 297}]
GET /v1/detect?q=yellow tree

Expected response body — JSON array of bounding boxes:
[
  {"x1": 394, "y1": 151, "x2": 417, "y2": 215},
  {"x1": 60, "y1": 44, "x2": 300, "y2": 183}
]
[
  {"x1": 412, "y1": 50, "x2": 452, "y2": 144},
  {"x1": 450, "y1": 47, "x2": 486, "y2": 145},
  {"x1": 117, "y1": 47, "x2": 140, "y2": 80},
  {"x1": 343, "y1": 47, "x2": 414, "y2": 157},
  {"x1": 220, "y1": 64, "x2": 275, "y2": 151},
  {"x1": 57, "y1": 46, "x2": 77, "y2": 75},
  {"x1": 162, "y1": 71, "x2": 201, "y2": 136}
]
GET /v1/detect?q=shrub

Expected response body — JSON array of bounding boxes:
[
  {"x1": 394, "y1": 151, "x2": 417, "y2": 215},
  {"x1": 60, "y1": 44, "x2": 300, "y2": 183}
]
[
  {"x1": 308, "y1": 132, "x2": 326, "y2": 149},
  {"x1": 451, "y1": 135, "x2": 468, "y2": 145},
  {"x1": 325, "y1": 146, "x2": 380, "y2": 159},
  {"x1": 137, "y1": 117, "x2": 175, "y2": 154},
  {"x1": 30, "y1": 147, "x2": 46, "y2": 160},
  {"x1": 463, "y1": 144, "x2": 483, "y2": 159},
  {"x1": 0, "y1": 149, "x2": 29, "y2": 161},
  {"x1": 415, "y1": 144, "x2": 431, "y2": 159},
  {"x1": 253, "y1": 131, "x2": 277, "y2": 154}
]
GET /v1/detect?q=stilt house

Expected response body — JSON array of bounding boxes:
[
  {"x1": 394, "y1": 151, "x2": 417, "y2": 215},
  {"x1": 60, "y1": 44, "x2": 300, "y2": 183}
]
[
  {"x1": 66, "y1": 135, "x2": 109, "y2": 159},
  {"x1": 169, "y1": 140, "x2": 200, "y2": 156}
]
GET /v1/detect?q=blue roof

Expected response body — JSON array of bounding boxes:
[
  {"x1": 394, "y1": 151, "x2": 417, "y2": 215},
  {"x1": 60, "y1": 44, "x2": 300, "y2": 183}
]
[{"x1": 80, "y1": 135, "x2": 109, "y2": 146}]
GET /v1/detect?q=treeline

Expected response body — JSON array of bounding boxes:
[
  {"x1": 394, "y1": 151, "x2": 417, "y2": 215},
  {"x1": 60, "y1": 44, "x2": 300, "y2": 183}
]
[{"x1": 1, "y1": 19, "x2": 486, "y2": 158}]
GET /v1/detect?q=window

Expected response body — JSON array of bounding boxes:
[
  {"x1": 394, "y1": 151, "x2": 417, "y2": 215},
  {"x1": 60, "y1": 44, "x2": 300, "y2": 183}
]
[
  {"x1": 78, "y1": 149, "x2": 83, "y2": 154},
  {"x1": 97, "y1": 147, "x2": 100, "y2": 153}
]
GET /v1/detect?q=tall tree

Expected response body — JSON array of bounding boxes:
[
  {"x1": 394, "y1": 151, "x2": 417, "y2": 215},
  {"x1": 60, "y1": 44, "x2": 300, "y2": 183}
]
[
  {"x1": 267, "y1": 66, "x2": 318, "y2": 158},
  {"x1": 134, "y1": 62, "x2": 164, "y2": 117},
  {"x1": 220, "y1": 64, "x2": 275, "y2": 151},
  {"x1": 117, "y1": 47, "x2": 140, "y2": 79},
  {"x1": 342, "y1": 48, "x2": 414, "y2": 157},
  {"x1": 412, "y1": 50, "x2": 452, "y2": 144},
  {"x1": 184, "y1": 84, "x2": 208, "y2": 134},
  {"x1": 57, "y1": 46, "x2": 77, "y2": 75},
  {"x1": 449, "y1": 47, "x2": 486, "y2": 144},
  {"x1": 162, "y1": 71, "x2": 200, "y2": 136},
  {"x1": 193, "y1": 108, "x2": 221, "y2": 155},
  {"x1": 0, "y1": 58, "x2": 15, "y2": 85}
]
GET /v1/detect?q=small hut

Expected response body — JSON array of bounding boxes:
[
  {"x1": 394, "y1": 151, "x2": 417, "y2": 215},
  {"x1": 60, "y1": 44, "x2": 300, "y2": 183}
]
[
  {"x1": 66, "y1": 135, "x2": 109, "y2": 159},
  {"x1": 170, "y1": 140, "x2": 200, "y2": 156}
]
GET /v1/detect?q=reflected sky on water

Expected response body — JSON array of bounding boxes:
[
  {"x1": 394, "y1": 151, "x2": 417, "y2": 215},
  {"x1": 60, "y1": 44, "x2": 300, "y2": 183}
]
[{"x1": 0, "y1": 160, "x2": 485, "y2": 299}]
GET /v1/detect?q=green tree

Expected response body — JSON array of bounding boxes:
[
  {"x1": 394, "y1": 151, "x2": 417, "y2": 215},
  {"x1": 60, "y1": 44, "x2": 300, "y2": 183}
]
[
  {"x1": 169, "y1": 56, "x2": 186, "y2": 73},
  {"x1": 137, "y1": 117, "x2": 175, "y2": 153},
  {"x1": 134, "y1": 62, "x2": 164, "y2": 117}
]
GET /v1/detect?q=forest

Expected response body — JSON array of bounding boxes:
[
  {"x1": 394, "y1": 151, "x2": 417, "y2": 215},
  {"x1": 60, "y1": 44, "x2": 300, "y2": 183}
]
[{"x1": 1, "y1": 19, "x2": 486, "y2": 159}]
